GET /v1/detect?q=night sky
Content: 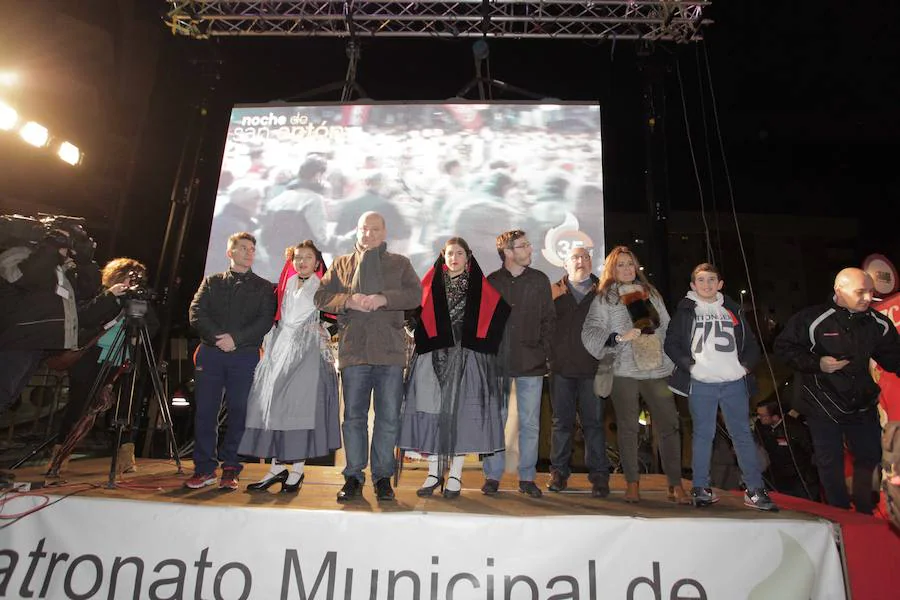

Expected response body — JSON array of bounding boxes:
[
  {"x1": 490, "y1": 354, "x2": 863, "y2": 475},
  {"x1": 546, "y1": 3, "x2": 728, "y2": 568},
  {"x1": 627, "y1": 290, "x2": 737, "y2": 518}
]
[{"x1": 4, "y1": 2, "x2": 899, "y2": 324}]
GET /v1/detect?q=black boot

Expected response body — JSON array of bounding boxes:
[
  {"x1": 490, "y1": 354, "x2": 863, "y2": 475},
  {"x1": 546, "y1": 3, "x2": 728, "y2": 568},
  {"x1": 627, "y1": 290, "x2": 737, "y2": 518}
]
[
  {"x1": 337, "y1": 477, "x2": 362, "y2": 502},
  {"x1": 374, "y1": 477, "x2": 395, "y2": 501}
]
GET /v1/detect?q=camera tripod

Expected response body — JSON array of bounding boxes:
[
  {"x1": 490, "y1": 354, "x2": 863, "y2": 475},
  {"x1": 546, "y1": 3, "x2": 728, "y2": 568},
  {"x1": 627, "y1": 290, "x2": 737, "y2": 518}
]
[{"x1": 45, "y1": 300, "x2": 183, "y2": 486}]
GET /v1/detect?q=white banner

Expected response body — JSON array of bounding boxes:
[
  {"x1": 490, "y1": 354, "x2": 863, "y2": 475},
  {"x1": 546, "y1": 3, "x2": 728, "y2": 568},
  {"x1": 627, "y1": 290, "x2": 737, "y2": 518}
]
[{"x1": 0, "y1": 495, "x2": 845, "y2": 599}]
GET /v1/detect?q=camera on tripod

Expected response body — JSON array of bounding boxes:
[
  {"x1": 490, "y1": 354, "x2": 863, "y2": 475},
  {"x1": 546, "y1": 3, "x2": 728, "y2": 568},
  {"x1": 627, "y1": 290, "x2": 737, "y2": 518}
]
[{"x1": 122, "y1": 269, "x2": 162, "y2": 319}]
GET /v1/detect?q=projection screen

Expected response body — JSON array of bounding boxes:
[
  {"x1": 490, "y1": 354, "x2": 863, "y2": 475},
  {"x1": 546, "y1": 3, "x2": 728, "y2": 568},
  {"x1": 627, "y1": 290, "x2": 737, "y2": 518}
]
[{"x1": 203, "y1": 102, "x2": 604, "y2": 281}]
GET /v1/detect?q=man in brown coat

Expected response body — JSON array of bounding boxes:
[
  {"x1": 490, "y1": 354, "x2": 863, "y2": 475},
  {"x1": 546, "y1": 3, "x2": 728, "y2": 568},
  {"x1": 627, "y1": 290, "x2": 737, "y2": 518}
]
[{"x1": 315, "y1": 212, "x2": 421, "y2": 501}]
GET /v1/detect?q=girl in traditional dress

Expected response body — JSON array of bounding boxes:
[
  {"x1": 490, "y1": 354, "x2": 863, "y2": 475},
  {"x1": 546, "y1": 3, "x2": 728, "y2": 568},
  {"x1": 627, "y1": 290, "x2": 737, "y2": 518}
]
[
  {"x1": 399, "y1": 237, "x2": 510, "y2": 498},
  {"x1": 239, "y1": 240, "x2": 341, "y2": 492},
  {"x1": 581, "y1": 245, "x2": 689, "y2": 504}
]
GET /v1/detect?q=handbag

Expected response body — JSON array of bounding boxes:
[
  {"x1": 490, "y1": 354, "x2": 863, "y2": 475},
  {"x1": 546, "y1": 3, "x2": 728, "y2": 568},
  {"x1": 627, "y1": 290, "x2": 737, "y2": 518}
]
[
  {"x1": 632, "y1": 333, "x2": 663, "y2": 371},
  {"x1": 593, "y1": 353, "x2": 616, "y2": 398}
]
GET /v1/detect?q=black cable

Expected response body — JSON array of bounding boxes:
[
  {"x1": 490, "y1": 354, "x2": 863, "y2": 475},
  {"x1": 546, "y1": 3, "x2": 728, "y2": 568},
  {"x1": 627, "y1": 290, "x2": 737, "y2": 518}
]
[
  {"x1": 695, "y1": 45, "x2": 724, "y2": 265},
  {"x1": 702, "y1": 40, "x2": 813, "y2": 500},
  {"x1": 675, "y1": 56, "x2": 714, "y2": 264}
]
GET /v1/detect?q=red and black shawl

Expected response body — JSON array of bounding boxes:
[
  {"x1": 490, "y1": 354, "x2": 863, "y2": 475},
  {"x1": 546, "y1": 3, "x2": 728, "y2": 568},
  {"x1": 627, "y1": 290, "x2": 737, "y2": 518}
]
[{"x1": 415, "y1": 253, "x2": 510, "y2": 355}]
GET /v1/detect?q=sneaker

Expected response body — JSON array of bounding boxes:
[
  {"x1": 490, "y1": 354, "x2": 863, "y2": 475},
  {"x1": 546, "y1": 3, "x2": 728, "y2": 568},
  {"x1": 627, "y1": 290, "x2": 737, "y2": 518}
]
[
  {"x1": 481, "y1": 479, "x2": 500, "y2": 496},
  {"x1": 184, "y1": 472, "x2": 217, "y2": 489},
  {"x1": 691, "y1": 487, "x2": 720, "y2": 507},
  {"x1": 219, "y1": 468, "x2": 240, "y2": 491},
  {"x1": 518, "y1": 480, "x2": 543, "y2": 498},
  {"x1": 744, "y1": 488, "x2": 779, "y2": 512},
  {"x1": 374, "y1": 477, "x2": 395, "y2": 501},
  {"x1": 547, "y1": 471, "x2": 568, "y2": 492}
]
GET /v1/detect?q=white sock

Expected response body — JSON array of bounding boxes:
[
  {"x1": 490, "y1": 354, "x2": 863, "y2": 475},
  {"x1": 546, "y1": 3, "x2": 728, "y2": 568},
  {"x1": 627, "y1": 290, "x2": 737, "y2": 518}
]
[
  {"x1": 422, "y1": 455, "x2": 441, "y2": 487},
  {"x1": 286, "y1": 462, "x2": 305, "y2": 486},
  {"x1": 258, "y1": 460, "x2": 286, "y2": 483},
  {"x1": 446, "y1": 455, "x2": 465, "y2": 492}
]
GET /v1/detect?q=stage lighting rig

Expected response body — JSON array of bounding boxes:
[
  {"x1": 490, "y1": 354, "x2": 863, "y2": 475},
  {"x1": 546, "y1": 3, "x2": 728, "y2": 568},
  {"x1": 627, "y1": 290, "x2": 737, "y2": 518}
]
[
  {"x1": 58, "y1": 141, "x2": 83, "y2": 166},
  {"x1": 0, "y1": 97, "x2": 84, "y2": 166},
  {"x1": 0, "y1": 100, "x2": 17, "y2": 130},
  {"x1": 20, "y1": 121, "x2": 49, "y2": 147}
]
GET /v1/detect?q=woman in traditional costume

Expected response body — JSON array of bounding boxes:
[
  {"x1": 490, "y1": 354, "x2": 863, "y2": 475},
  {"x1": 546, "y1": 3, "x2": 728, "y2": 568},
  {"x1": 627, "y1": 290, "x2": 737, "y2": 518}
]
[
  {"x1": 239, "y1": 240, "x2": 341, "y2": 492},
  {"x1": 399, "y1": 237, "x2": 510, "y2": 498},
  {"x1": 581, "y1": 245, "x2": 689, "y2": 504}
]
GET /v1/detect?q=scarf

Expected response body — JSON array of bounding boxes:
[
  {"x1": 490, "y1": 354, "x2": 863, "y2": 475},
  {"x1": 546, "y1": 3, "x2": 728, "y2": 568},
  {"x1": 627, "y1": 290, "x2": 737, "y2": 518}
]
[
  {"x1": 350, "y1": 242, "x2": 386, "y2": 295},
  {"x1": 617, "y1": 283, "x2": 661, "y2": 333},
  {"x1": 416, "y1": 253, "x2": 510, "y2": 355}
]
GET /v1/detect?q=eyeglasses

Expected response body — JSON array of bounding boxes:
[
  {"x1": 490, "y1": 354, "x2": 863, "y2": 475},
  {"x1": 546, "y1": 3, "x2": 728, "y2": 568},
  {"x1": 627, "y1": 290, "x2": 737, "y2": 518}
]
[{"x1": 511, "y1": 241, "x2": 532, "y2": 250}]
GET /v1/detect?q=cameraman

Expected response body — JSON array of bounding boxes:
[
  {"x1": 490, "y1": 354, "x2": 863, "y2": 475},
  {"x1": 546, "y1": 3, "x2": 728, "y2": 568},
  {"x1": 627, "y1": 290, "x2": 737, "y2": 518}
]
[
  {"x1": 0, "y1": 228, "x2": 125, "y2": 418},
  {"x1": 49, "y1": 258, "x2": 158, "y2": 472}
]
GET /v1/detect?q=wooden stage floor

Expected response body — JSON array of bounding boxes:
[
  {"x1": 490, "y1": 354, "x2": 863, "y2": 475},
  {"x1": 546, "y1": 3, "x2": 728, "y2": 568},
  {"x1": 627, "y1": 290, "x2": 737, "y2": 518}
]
[{"x1": 17, "y1": 458, "x2": 817, "y2": 521}]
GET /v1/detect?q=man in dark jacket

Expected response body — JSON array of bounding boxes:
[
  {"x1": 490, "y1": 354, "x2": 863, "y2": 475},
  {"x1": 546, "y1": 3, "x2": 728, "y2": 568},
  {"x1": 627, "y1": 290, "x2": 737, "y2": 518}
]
[
  {"x1": 0, "y1": 238, "x2": 123, "y2": 418},
  {"x1": 775, "y1": 267, "x2": 900, "y2": 514},
  {"x1": 187, "y1": 232, "x2": 276, "y2": 491},
  {"x1": 547, "y1": 246, "x2": 610, "y2": 497},
  {"x1": 755, "y1": 401, "x2": 820, "y2": 501},
  {"x1": 482, "y1": 230, "x2": 555, "y2": 498}
]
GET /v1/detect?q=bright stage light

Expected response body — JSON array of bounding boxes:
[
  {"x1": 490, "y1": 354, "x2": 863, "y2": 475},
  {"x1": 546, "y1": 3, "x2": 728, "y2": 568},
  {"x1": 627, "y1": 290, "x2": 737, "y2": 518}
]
[
  {"x1": 0, "y1": 72, "x2": 18, "y2": 86},
  {"x1": 171, "y1": 390, "x2": 190, "y2": 408},
  {"x1": 20, "y1": 121, "x2": 49, "y2": 147},
  {"x1": 58, "y1": 141, "x2": 82, "y2": 166},
  {"x1": 0, "y1": 101, "x2": 17, "y2": 130}
]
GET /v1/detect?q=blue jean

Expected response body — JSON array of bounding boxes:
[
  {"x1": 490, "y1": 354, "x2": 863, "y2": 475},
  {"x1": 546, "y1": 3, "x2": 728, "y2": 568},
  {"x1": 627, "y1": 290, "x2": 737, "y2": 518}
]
[
  {"x1": 340, "y1": 364, "x2": 404, "y2": 483},
  {"x1": 192, "y1": 345, "x2": 259, "y2": 475},
  {"x1": 550, "y1": 375, "x2": 610, "y2": 481},
  {"x1": 483, "y1": 376, "x2": 543, "y2": 482},
  {"x1": 689, "y1": 379, "x2": 763, "y2": 490},
  {"x1": 806, "y1": 412, "x2": 881, "y2": 514}
]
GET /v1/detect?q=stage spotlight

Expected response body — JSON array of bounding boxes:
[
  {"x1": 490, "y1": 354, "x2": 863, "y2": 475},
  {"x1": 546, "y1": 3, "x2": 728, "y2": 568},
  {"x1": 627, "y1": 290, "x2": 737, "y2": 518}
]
[
  {"x1": 0, "y1": 101, "x2": 16, "y2": 130},
  {"x1": 20, "y1": 121, "x2": 49, "y2": 147},
  {"x1": 58, "y1": 141, "x2": 82, "y2": 166},
  {"x1": 171, "y1": 385, "x2": 191, "y2": 408}
]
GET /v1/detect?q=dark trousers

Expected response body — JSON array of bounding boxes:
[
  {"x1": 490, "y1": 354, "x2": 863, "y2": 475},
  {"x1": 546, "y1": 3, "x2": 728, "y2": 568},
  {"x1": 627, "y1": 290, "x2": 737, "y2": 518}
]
[
  {"x1": 192, "y1": 345, "x2": 259, "y2": 476},
  {"x1": 549, "y1": 374, "x2": 610, "y2": 482},
  {"x1": 0, "y1": 350, "x2": 45, "y2": 417},
  {"x1": 806, "y1": 411, "x2": 881, "y2": 514}
]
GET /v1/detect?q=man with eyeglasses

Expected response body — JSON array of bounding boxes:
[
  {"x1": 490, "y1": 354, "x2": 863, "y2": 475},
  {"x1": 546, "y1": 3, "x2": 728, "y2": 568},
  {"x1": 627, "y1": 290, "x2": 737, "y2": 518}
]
[{"x1": 482, "y1": 230, "x2": 555, "y2": 498}]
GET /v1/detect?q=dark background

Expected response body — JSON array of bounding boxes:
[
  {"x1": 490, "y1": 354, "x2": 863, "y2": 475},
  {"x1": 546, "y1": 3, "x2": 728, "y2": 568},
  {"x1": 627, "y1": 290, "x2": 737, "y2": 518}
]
[{"x1": 2, "y1": 1, "x2": 898, "y2": 333}]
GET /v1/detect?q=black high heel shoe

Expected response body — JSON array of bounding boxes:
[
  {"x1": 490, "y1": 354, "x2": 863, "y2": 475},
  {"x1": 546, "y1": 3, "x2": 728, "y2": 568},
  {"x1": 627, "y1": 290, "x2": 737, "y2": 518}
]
[
  {"x1": 246, "y1": 469, "x2": 289, "y2": 491},
  {"x1": 416, "y1": 475, "x2": 444, "y2": 497},
  {"x1": 281, "y1": 473, "x2": 304, "y2": 493},
  {"x1": 442, "y1": 477, "x2": 462, "y2": 499}
]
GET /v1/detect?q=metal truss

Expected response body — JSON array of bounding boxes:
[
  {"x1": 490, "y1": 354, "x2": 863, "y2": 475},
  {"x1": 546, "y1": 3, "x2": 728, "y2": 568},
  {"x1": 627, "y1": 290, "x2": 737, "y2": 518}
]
[{"x1": 165, "y1": 1, "x2": 711, "y2": 41}]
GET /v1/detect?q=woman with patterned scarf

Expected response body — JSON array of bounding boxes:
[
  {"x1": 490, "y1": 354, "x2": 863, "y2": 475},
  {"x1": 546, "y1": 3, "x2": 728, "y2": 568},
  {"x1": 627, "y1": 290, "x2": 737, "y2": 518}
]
[
  {"x1": 581, "y1": 246, "x2": 689, "y2": 504},
  {"x1": 238, "y1": 240, "x2": 341, "y2": 493},
  {"x1": 398, "y1": 237, "x2": 510, "y2": 498}
]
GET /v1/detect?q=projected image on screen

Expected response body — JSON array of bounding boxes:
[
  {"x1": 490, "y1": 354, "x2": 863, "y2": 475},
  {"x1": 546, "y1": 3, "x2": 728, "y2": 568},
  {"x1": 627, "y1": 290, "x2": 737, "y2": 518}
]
[{"x1": 203, "y1": 103, "x2": 604, "y2": 281}]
